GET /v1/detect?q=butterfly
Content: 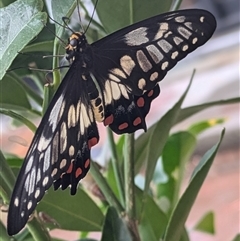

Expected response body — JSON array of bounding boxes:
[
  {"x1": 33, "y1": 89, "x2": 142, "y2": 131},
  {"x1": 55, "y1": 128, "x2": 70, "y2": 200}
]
[{"x1": 7, "y1": 8, "x2": 216, "y2": 235}]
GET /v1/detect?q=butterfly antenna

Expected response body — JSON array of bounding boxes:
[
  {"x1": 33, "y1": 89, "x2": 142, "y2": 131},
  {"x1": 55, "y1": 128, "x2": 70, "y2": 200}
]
[
  {"x1": 42, "y1": 17, "x2": 67, "y2": 47},
  {"x1": 84, "y1": 0, "x2": 99, "y2": 34},
  {"x1": 76, "y1": 0, "x2": 85, "y2": 32}
]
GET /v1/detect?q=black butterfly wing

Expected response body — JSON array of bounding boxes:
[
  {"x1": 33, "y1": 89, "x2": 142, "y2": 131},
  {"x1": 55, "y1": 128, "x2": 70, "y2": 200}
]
[
  {"x1": 103, "y1": 84, "x2": 160, "y2": 134},
  {"x1": 92, "y1": 9, "x2": 216, "y2": 96},
  {"x1": 7, "y1": 62, "x2": 99, "y2": 235},
  {"x1": 90, "y1": 9, "x2": 216, "y2": 134}
]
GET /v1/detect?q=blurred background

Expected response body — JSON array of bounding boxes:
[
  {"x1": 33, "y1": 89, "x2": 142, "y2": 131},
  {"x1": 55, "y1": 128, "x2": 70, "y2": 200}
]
[{"x1": 1, "y1": 0, "x2": 239, "y2": 240}]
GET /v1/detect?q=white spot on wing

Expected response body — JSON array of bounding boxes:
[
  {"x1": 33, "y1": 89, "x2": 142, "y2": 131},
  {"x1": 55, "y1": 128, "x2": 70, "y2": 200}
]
[
  {"x1": 182, "y1": 45, "x2": 189, "y2": 51},
  {"x1": 173, "y1": 37, "x2": 183, "y2": 45},
  {"x1": 60, "y1": 159, "x2": 67, "y2": 169},
  {"x1": 171, "y1": 51, "x2": 179, "y2": 59},
  {"x1": 27, "y1": 201, "x2": 32, "y2": 210},
  {"x1": 154, "y1": 22, "x2": 169, "y2": 40},
  {"x1": 136, "y1": 50, "x2": 152, "y2": 72},
  {"x1": 36, "y1": 169, "x2": 41, "y2": 183},
  {"x1": 35, "y1": 189, "x2": 40, "y2": 199},
  {"x1": 25, "y1": 156, "x2": 34, "y2": 173},
  {"x1": 37, "y1": 136, "x2": 51, "y2": 152},
  {"x1": 157, "y1": 39, "x2": 172, "y2": 53},
  {"x1": 68, "y1": 104, "x2": 76, "y2": 128},
  {"x1": 42, "y1": 176, "x2": 49, "y2": 187},
  {"x1": 178, "y1": 26, "x2": 192, "y2": 39},
  {"x1": 150, "y1": 72, "x2": 158, "y2": 81},
  {"x1": 49, "y1": 94, "x2": 64, "y2": 132},
  {"x1": 69, "y1": 145, "x2": 75, "y2": 156},
  {"x1": 192, "y1": 37, "x2": 198, "y2": 44},
  {"x1": 28, "y1": 167, "x2": 36, "y2": 195},
  {"x1": 138, "y1": 78, "x2": 146, "y2": 89},
  {"x1": 110, "y1": 81, "x2": 121, "y2": 100},
  {"x1": 120, "y1": 55, "x2": 136, "y2": 76},
  {"x1": 125, "y1": 27, "x2": 148, "y2": 46},
  {"x1": 146, "y1": 45, "x2": 163, "y2": 64},
  {"x1": 60, "y1": 122, "x2": 67, "y2": 153},
  {"x1": 161, "y1": 61, "x2": 169, "y2": 70},
  {"x1": 110, "y1": 68, "x2": 127, "y2": 79},
  {"x1": 43, "y1": 145, "x2": 51, "y2": 173},
  {"x1": 184, "y1": 22, "x2": 193, "y2": 29},
  {"x1": 108, "y1": 73, "x2": 121, "y2": 83},
  {"x1": 14, "y1": 198, "x2": 19, "y2": 207},
  {"x1": 175, "y1": 16, "x2": 186, "y2": 23}
]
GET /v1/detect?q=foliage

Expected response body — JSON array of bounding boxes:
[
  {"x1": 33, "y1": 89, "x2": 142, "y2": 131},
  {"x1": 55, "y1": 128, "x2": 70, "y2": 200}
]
[{"x1": 0, "y1": 0, "x2": 239, "y2": 241}]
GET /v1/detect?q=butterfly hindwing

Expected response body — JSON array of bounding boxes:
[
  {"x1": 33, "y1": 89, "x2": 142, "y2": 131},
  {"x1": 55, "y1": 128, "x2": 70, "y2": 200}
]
[{"x1": 104, "y1": 84, "x2": 160, "y2": 134}]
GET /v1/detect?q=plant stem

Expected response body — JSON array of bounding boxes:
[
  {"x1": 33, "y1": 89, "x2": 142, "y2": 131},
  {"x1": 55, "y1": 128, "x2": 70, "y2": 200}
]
[
  {"x1": 0, "y1": 221, "x2": 11, "y2": 241},
  {"x1": 90, "y1": 161, "x2": 124, "y2": 213},
  {"x1": 107, "y1": 128, "x2": 125, "y2": 205},
  {"x1": 27, "y1": 215, "x2": 51, "y2": 241},
  {"x1": 170, "y1": 0, "x2": 182, "y2": 11},
  {"x1": 124, "y1": 134, "x2": 141, "y2": 241},
  {"x1": 0, "y1": 151, "x2": 16, "y2": 198}
]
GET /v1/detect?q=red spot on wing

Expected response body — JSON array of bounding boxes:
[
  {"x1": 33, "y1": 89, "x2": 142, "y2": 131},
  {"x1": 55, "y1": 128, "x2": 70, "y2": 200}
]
[
  {"x1": 104, "y1": 114, "x2": 114, "y2": 126},
  {"x1": 133, "y1": 117, "x2": 141, "y2": 126},
  {"x1": 84, "y1": 158, "x2": 90, "y2": 169},
  {"x1": 148, "y1": 89, "x2": 154, "y2": 97},
  {"x1": 119, "y1": 122, "x2": 129, "y2": 130},
  {"x1": 66, "y1": 163, "x2": 73, "y2": 173},
  {"x1": 88, "y1": 137, "x2": 98, "y2": 148},
  {"x1": 75, "y1": 167, "x2": 82, "y2": 178},
  {"x1": 137, "y1": 97, "x2": 144, "y2": 107}
]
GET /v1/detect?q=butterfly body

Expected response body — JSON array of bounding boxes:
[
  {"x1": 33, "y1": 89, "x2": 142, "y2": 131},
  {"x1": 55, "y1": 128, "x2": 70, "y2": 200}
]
[{"x1": 7, "y1": 9, "x2": 216, "y2": 235}]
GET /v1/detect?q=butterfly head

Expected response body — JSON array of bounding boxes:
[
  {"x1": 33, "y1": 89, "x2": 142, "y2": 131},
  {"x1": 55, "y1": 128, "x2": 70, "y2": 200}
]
[{"x1": 65, "y1": 32, "x2": 87, "y2": 63}]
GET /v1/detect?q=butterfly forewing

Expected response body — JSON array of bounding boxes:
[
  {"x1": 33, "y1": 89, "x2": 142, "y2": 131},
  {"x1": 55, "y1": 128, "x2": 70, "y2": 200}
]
[
  {"x1": 7, "y1": 9, "x2": 216, "y2": 235},
  {"x1": 92, "y1": 9, "x2": 216, "y2": 95},
  {"x1": 7, "y1": 64, "x2": 99, "y2": 235}
]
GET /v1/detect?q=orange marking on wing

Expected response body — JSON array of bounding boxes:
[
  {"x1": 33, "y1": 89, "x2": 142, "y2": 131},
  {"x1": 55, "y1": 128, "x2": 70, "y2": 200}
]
[
  {"x1": 119, "y1": 122, "x2": 129, "y2": 130},
  {"x1": 104, "y1": 114, "x2": 114, "y2": 126},
  {"x1": 88, "y1": 137, "x2": 98, "y2": 148},
  {"x1": 137, "y1": 97, "x2": 144, "y2": 107},
  {"x1": 75, "y1": 168, "x2": 82, "y2": 178},
  {"x1": 147, "y1": 89, "x2": 154, "y2": 97},
  {"x1": 133, "y1": 117, "x2": 141, "y2": 126},
  {"x1": 66, "y1": 163, "x2": 73, "y2": 173},
  {"x1": 84, "y1": 159, "x2": 90, "y2": 169}
]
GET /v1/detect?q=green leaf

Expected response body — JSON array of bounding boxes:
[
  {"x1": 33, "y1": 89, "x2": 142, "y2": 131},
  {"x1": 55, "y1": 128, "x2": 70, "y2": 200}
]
[
  {"x1": 22, "y1": 40, "x2": 54, "y2": 53},
  {"x1": 0, "y1": 109, "x2": 37, "y2": 132},
  {"x1": 164, "y1": 129, "x2": 225, "y2": 241},
  {"x1": 136, "y1": 188, "x2": 168, "y2": 240},
  {"x1": 0, "y1": 74, "x2": 31, "y2": 110},
  {"x1": 143, "y1": 76, "x2": 193, "y2": 195},
  {"x1": 0, "y1": 150, "x2": 16, "y2": 201},
  {"x1": 0, "y1": 221, "x2": 11, "y2": 241},
  {"x1": 188, "y1": 118, "x2": 225, "y2": 136},
  {"x1": 37, "y1": 187, "x2": 104, "y2": 231},
  {"x1": 176, "y1": 97, "x2": 240, "y2": 124},
  {"x1": 232, "y1": 234, "x2": 240, "y2": 241},
  {"x1": 194, "y1": 211, "x2": 215, "y2": 234},
  {"x1": 101, "y1": 206, "x2": 132, "y2": 241},
  {"x1": 155, "y1": 131, "x2": 196, "y2": 213},
  {"x1": 0, "y1": 0, "x2": 47, "y2": 80},
  {"x1": 135, "y1": 96, "x2": 240, "y2": 175},
  {"x1": 94, "y1": 0, "x2": 173, "y2": 33},
  {"x1": 51, "y1": 0, "x2": 76, "y2": 36}
]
